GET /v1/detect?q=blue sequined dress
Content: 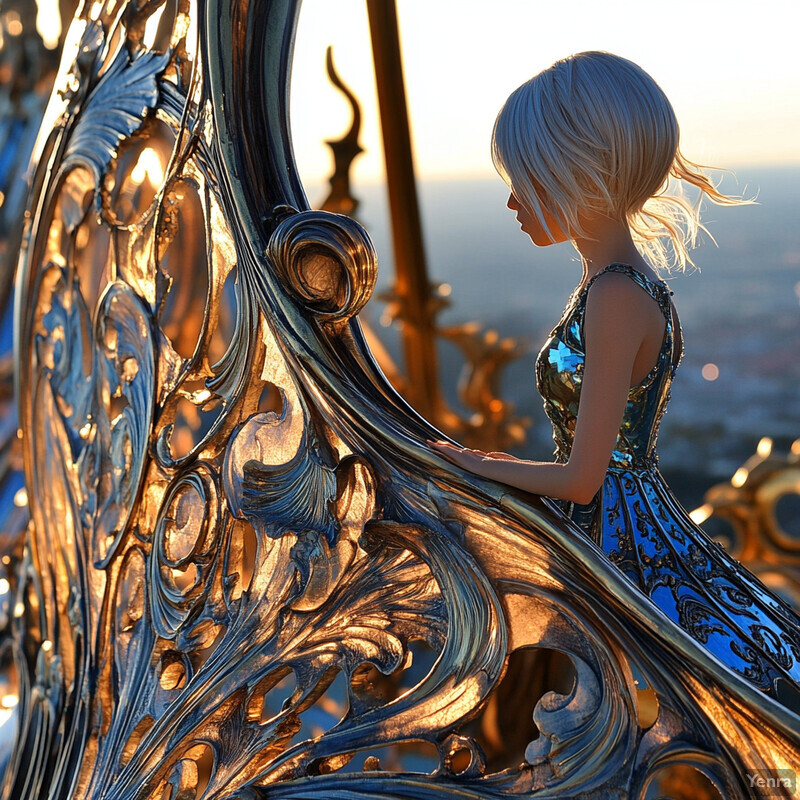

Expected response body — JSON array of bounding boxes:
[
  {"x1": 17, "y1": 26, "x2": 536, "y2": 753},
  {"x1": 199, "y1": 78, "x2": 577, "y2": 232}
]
[{"x1": 536, "y1": 262, "x2": 800, "y2": 701}]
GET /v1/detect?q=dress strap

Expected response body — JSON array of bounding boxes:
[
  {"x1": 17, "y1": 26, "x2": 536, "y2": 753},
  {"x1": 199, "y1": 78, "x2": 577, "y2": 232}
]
[{"x1": 583, "y1": 263, "x2": 673, "y2": 318}]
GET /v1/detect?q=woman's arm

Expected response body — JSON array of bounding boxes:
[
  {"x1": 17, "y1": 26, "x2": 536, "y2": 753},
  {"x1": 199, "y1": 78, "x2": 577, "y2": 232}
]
[{"x1": 432, "y1": 273, "x2": 664, "y2": 503}]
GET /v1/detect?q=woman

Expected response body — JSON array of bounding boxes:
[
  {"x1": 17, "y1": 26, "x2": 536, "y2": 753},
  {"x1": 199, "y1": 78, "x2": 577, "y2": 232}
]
[{"x1": 432, "y1": 51, "x2": 800, "y2": 706}]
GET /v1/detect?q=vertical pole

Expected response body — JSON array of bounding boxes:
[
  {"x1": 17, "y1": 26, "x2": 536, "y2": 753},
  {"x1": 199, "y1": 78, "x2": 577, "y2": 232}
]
[{"x1": 366, "y1": 0, "x2": 440, "y2": 420}]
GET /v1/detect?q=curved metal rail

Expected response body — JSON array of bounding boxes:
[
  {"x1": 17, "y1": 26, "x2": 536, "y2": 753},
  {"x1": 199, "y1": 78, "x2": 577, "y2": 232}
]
[{"x1": 0, "y1": 2, "x2": 797, "y2": 798}]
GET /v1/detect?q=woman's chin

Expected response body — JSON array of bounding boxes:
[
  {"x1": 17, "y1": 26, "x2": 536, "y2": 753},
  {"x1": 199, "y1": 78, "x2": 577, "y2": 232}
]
[{"x1": 529, "y1": 232, "x2": 563, "y2": 247}]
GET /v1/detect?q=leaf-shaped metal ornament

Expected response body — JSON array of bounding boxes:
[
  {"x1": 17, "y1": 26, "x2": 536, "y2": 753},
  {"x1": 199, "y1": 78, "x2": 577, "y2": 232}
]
[{"x1": 62, "y1": 44, "x2": 170, "y2": 182}]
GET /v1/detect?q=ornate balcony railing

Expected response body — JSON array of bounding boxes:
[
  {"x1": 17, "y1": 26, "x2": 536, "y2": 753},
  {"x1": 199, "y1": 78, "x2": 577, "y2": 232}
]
[{"x1": 1, "y1": 2, "x2": 799, "y2": 798}]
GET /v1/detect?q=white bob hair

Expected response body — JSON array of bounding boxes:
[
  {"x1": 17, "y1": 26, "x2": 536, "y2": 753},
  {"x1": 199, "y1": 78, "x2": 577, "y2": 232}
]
[{"x1": 492, "y1": 51, "x2": 740, "y2": 270}]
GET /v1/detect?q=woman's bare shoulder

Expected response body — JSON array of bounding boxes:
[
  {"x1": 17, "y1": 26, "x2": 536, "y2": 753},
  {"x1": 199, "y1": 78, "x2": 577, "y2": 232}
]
[{"x1": 585, "y1": 270, "x2": 662, "y2": 318}]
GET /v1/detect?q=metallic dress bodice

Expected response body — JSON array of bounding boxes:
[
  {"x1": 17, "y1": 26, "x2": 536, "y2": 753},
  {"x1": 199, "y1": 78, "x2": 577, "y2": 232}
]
[
  {"x1": 537, "y1": 262, "x2": 679, "y2": 474},
  {"x1": 535, "y1": 263, "x2": 800, "y2": 705}
]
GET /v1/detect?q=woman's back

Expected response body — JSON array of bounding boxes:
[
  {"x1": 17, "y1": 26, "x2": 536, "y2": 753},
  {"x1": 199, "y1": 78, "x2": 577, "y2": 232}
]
[
  {"x1": 538, "y1": 263, "x2": 800, "y2": 705},
  {"x1": 537, "y1": 263, "x2": 679, "y2": 474}
]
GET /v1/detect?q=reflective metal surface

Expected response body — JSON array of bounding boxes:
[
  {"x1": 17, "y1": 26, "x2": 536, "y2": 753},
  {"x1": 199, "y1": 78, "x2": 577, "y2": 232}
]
[
  {"x1": 1, "y1": 2, "x2": 799, "y2": 799},
  {"x1": 692, "y1": 437, "x2": 800, "y2": 612},
  {"x1": 0, "y1": 1, "x2": 67, "y2": 779},
  {"x1": 320, "y1": 5, "x2": 527, "y2": 454}
]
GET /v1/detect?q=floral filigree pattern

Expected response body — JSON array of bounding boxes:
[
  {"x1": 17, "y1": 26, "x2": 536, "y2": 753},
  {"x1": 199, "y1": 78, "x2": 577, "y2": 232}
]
[{"x1": 2, "y1": 2, "x2": 799, "y2": 800}]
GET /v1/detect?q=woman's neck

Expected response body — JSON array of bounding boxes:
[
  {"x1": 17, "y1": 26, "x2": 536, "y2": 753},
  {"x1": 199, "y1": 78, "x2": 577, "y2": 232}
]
[{"x1": 573, "y1": 214, "x2": 652, "y2": 284}]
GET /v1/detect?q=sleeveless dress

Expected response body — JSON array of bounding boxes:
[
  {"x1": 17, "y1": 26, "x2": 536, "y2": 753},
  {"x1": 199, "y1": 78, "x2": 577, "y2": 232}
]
[{"x1": 536, "y1": 262, "x2": 800, "y2": 705}]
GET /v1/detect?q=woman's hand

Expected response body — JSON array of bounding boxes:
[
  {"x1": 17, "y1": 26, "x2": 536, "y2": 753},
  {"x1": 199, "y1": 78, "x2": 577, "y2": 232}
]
[
  {"x1": 426, "y1": 439, "x2": 573, "y2": 502},
  {"x1": 429, "y1": 440, "x2": 518, "y2": 475},
  {"x1": 430, "y1": 440, "x2": 487, "y2": 470}
]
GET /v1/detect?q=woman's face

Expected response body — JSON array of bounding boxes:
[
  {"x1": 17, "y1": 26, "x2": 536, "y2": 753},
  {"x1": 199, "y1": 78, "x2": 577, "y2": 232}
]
[{"x1": 507, "y1": 192, "x2": 569, "y2": 246}]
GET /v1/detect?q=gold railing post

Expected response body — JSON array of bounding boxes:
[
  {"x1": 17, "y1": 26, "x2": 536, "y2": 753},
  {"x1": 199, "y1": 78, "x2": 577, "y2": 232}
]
[{"x1": 366, "y1": 0, "x2": 441, "y2": 420}]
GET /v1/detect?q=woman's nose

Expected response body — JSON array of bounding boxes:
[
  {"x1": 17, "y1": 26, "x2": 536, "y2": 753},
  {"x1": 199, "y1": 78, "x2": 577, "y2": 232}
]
[{"x1": 507, "y1": 193, "x2": 519, "y2": 211}]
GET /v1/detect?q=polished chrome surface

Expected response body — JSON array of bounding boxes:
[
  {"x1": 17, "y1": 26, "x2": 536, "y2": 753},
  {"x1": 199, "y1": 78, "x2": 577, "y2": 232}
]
[{"x1": 1, "y1": 2, "x2": 799, "y2": 799}]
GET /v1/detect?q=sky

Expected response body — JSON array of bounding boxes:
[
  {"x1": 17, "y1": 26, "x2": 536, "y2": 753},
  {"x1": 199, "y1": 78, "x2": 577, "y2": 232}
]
[
  {"x1": 31, "y1": 0, "x2": 799, "y2": 184},
  {"x1": 290, "y1": 0, "x2": 800, "y2": 185}
]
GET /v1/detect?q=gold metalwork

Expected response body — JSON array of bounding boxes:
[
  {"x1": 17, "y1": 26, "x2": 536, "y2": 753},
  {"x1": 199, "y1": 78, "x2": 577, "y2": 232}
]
[
  {"x1": 0, "y1": 2, "x2": 798, "y2": 798},
  {"x1": 692, "y1": 436, "x2": 800, "y2": 610},
  {"x1": 366, "y1": 0, "x2": 442, "y2": 422},
  {"x1": 319, "y1": 46, "x2": 364, "y2": 217}
]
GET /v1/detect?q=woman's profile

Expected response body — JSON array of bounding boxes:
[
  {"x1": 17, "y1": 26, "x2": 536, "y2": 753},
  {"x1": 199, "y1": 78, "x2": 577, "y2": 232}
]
[{"x1": 431, "y1": 51, "x2": 800, "y2": 707}]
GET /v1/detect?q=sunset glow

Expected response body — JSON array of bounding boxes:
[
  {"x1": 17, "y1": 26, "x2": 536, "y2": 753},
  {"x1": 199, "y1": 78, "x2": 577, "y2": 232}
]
[{"x1": 291, "y1": 0, "x2": 800, "y2": 184}]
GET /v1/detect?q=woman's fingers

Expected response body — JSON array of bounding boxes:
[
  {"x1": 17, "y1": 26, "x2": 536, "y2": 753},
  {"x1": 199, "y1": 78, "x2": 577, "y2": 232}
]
[
  {"x1": 431, "y1": 442, "x2": 463, "y2": 460},
  {"x1": 428, "y1": 440, "x2": 490, "y2": 472},
  {"x1": 431, "y1": 441, "x2": 478, "y2": 456}
]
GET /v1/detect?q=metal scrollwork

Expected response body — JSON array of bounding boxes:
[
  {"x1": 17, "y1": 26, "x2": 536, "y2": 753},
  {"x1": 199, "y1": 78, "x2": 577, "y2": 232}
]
[
  {"x1": 267, "y1": 208, "x2": 377, "y2": 324},
  {"x1": 692, "y1": 437, "x2": 800, "y2": 611},
  {"x1": 1, "y1": 1, "x2": 798, "y2": 799}
]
